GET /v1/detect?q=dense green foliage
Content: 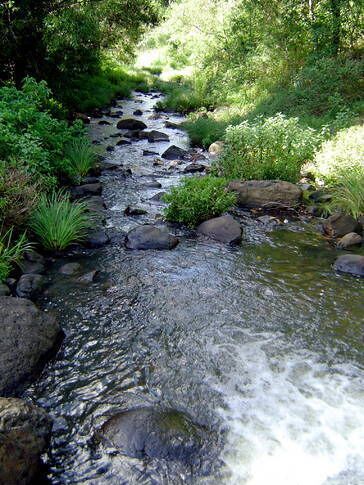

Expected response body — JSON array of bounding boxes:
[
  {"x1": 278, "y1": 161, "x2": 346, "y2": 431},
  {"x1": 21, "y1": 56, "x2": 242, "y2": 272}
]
[
  {"x1": 0, "y1": 229, "x2": 32, "y2": 283},
  {"x1": 163, "y1": 176, "x2": 237, "y2": 227},
  {"x1": 30, "y1": 191, "x2": 92, "y2": 251}
]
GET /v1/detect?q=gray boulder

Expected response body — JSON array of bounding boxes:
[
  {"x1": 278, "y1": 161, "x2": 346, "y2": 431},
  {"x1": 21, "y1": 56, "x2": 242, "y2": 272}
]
[
  {"x1": 228, "y1": 180, "x2": 302, "y2": 208},
  {"x1": 117, "y1": 119, "x2": 147, "y2": 130},
  {"x1": 0, "y1": 297, "x2": 62, "y2": 395},
  {"x1": 16, "y1": 274, "x2": 44, "y2": 299},
  {"x1": 323, "y1": 213, "x2": 360, "y2": 238},
  {"x1": 162, "y1": 145, "x2": 188, "y2": 160},
  {"x1": 125, "y1": 225, "x2": 179, "y2": 250},
  {"x1": 0, "y1": 397, "x2": 52, "y2": 485},
  {"x1": 333, "y1": 254, "x2": 364, "y2": 277},
  {"x1": 197, "y1": 215, "x2": 242, "y2": 244}
]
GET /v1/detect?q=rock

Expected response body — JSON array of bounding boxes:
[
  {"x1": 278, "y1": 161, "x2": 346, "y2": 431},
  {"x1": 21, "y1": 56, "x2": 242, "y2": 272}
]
[
  {"x1": 257, "y1": 215, "x2": 277, "y2": 224},
  {"x1": 0, "y1": 283, "x2": 10, "y2": 296},
  {"x1": 74, "y1": 112, "x2": 90, "y2": 124},
  {"x1": 299, "y1": 183, "x2": 315, "y2": 192},
  {"x1": 197, "y1": 215, "x2": 242, "y2": 244},
  {"x1": 16, "y1": 274, "x2": 44, "y2": 299},
  {"x1": 337, "y1": 232, "x2": 363, "y2": 249},
  {"x1": 19, "y1": 251, "x2": 45, "y2": 275},
  {"x1": 168, "y1": 160, "x2": 181, "y2": 169},
  {"x1": 147, "y1": 130, "x2": 170, "y2": 143},
  {"x1": 323, "y1": 213, "x2": 360, "y2": 238},
  {"x1": 92, "y1": 140, "x2": 101, "y2": 145},
  {"x1": 133, "y1": 109, "x2": 143, "y2": 116},
  {"x1": 110, "y1": 110, "x2": 123, "y2": 118},
  {"x1": 0, "y1": 397, "x2": 52, "y2": 485},
  {"x1": 59, "y1": 262, "x2": 82, "y2": 275},
  {"x1": 162, "y1": 145, "x2": 188, "y2": 160},
  {"x1": 117, "y1": 119, "x2": 147, "y2": 130},
  {"x1": 71, "y1": 183, "x2": 102, "y2": 199},
  {"x1": 143, "y1": 180, "x2": 162, "y2": 189},
  {"x1": 106, "y1": 145, "x2": 114, "y2": 152},
  {"x1": 153, "y1": 158, "x2": 164, "y2": 166},
  {"x1": 124, "y1": 206, "x2": 148, "y2": 216},
  {"x1": 116, "y1": 138, "x2": 131, "y2": 146},
  {"x1": 208, "y1": 141, "x2": 224, "y2": 156},
  {"x1": 84, "y1": 196, "x2": 106, "y2": 213},
  {"x1": 307, "y1": 205, "x2": 324, "y2": 217},
  {"x1": 184, "y1": 163, "x2": 206, "y2": 174},
  {"x1": 82, "y1": 176, "x2": 100, "y2": 185},
  {"x1": 0, "y1": 297, "x2": 62, "y2": 395},
  {"x1": 84, "y1": 229, "x2": 110, "y2": 249},
  {"x1": 309, "y1": 190, "x2": 332, "y2": 203},
  {"x1": 125, "y1": 226, "x2": 179, "y2": 250},
  {"x1": 124, "y1": 130, "x2": 142, "y2": 139},
  {"x1": 164, "y1": 121, "x2": 181, "y2": 129},
  {"x1": 149, "y1": 192, "x2": 167, "y2": 202},
  {"x1": 228, "y1": 180, "x2": 302, "y2": 208},
  {"x1": 76, "y1": 270, "x2": 98, "y2": 284},
  {"x1": 98, "y1": 120, "x2": 111, "y2": 125},
  {"x1": 143, "y1": 149, "x2": 159, "y2": 156},
  {"x1": 98, "y1": 407, "x2": 207, "y2": 465},
  {"x1": 333, "y1": 254, "x2": 364, "y2": 277}
]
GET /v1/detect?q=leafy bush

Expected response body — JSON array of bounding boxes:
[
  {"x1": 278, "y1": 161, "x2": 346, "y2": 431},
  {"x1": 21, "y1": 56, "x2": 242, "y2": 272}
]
[
  {"x1": 65, "y1": 138, "x2": 96, "y2": 183},
  {"x1": 328, "y1": 168, "x2": 364, "y2": 219},
  {"x1": 30, "y1": 191, "x2": 92, "y2": 251},
  {"x1": 163, "y1": 176, "x2": 237, "y2": 227},
  {"x1": 217, "y1": 114, "x2": 320, "y2": 183},
  {"x1": 0, "y1": 228, "x2": 32, "y2": 282}
]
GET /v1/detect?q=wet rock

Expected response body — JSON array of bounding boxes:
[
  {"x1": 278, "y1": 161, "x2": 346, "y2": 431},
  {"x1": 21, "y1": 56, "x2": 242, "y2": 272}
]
[
  {"x1": 92, "y1": 140, "x2": 101, "y2": 145},
  {"x1": 143, "y1": 149, "x2": 159, "y2": 156},
  {"x1": 307, "y1": 205, "x2": 324, "y2": 217},
  {"x1": 116, "y1": 138, "x2": 131, "y2": 146},
  {"x1": 106, "y1": 145, "x2": 115, "y2": 152},
  {"x1": 124, "y1": 130, "x2": 143, "y2": 139},
  {"x1": 0, "y1": 397, "x2": 52, "y2": 485},
  {"x1": 184, "y1": 163, "x2": 206, "y2": 174},
  {"x1": 99, "y1": 407, "x2": 207, "y2": 465},
  {"x1": 147, "y1": 130, "x2": 170, "y2": 143},
  {"x1": 309, "y1": 190, "x2": 332, "y2": 203},
  {"x1": 19, "y1": 251, "x2": 45, "y2": 275},
  {"x1": 333, "y1": 254, "x2": 364, "y2": 277},
  {"x1": 84, "y1": 196, "x2": 106, "y2": 213},
  {"x1": 197, "y1": 215, "x2": 242, "y2": 244},
  {"x1": 0, "y1": 283, "x2": 10, "y2": 296},
  {"x1": 0, "y1": 297, "x2": 62, "y2": 395},
  {"x1": 153, "y1": 158, "x2": 164, "y2": 166},
  {"x1": 124, "y1": 206, "x2": 148, "y2": 216},
  {"x1": 143, "y1": 180, "x2": 162, "y2": 189},
  {"x1": 98, "y1": 120, "x2": 111, "y2": 125},
  {"x1": 16, "y1": 274, "x2": 44, "y2": 299},
  {"x1": 76, "y1": 270, "x2": 98, "y2": 284},
  {"x1": 162, "y1": 145, "x2": 188, "y2": 160},
  {"x1": 149, "y1": 191, "x2": 167, "y2": 202},
  {"x1": 133, "y1": 109, "x2": 143, "y2": 116},
  {"x1": 337, "y1": 232, "x2": 363, "y2": 249},
  {"x1": 82, "y1": 176, "x2": 100, "y2": 185},
  {"x1": 74, "y1": 112, "x2": 91, "y2": 124},
  {"x1": 84, "y1": 229, "x2": 110, "y2": 249},
  {"x1": 71, "y1": 183, "x2": 102, "y2": 199},
  {"x1": 117, "y1": 119, "x2": 147, "y2": 130},
  {"x1": 59, "y1": 262, "x2": 82, "y2": 275},
  {"x1": 228, "y1": 180, "x2": 302, "y2": 208},
  {"x1": 168, "y1": 160, "x2": 182, "y2": 169},
  {"x1": 125, "y1": 225, "x2": 179, "y2": 250},
  {"x1": 208, "y1": 141, "x2": 224, "y2": 156},
  {"x1": 257, "y1": 215, "x2": 277, "y2": 224},
  {"x1": 100, "y1": 161, "x2": 122, "y2": 171},
  {"x1": 164, "y1": 121, "x2": 181, "y2": 129},
  {"x1": 323, "y1": 213, "x2": 360, "y2": 238},
  {"x1": 109, "y1": 110, "x2": 124, "y2": 118}
]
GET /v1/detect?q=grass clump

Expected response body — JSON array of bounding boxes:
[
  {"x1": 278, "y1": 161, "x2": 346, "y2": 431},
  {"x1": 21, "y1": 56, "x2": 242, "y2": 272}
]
[
  {"x1": 163, "y1": 176, "x2": 237, "y2": 227},
  {"x1": 0, "y1": 228, "x2": 32, "y2": 282},
  {"x1": 328, "y1": 168, "x2": 364, "y2": 219},
  {"x1": 66, "y1": 138, "x2": 96, "y2": 184},
  {"x1": 30, "y1": 191, "x2": 92, "y2": 251},
  {"x1": 216, "y1": 114, "x2": 320, "y2": 183}
]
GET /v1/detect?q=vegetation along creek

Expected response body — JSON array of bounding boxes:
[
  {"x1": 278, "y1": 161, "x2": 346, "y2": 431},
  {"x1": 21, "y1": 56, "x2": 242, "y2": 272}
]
[{"x1": 0, "y1": 1, "x2": 363, "y2": 484}]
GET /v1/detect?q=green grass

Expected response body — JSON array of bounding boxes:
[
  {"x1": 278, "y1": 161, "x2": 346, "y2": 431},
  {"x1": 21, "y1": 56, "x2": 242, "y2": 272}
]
[
  {"x1": 66, "y1": 138, "x2": 96, "y2": 183},
  {"x1": 0, "y1": 228, "x2": 32, "y2": 282},
  {"x1": 30, "y1": 191, "x2": 92, "y2": 251},
  {"x1": 328, "y1": 168, "x2": 364, "y2": 219},
  {"x1": 163, "y1": 176, "x2": 237, "y2": 227}
]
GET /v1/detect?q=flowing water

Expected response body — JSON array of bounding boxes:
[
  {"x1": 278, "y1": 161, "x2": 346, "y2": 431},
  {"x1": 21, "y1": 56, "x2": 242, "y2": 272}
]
[{"x1": 26, "y1": 92, "x2": 364, "y2": 485}]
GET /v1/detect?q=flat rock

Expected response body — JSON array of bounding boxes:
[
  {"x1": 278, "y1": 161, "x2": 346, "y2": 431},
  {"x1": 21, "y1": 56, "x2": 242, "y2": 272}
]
[
  {"x1": 197, "y1": 215, "x2": 242, "y2": 244},
  {"x1": 323, "y1": 213, "x2": 360, "y2": 238},
  {"x1": 0, "y1": 397, "x2": 52, "y2": 485},
  {"x1": 162, "y1": 145, "x2": 188, "y2": 160},
  {"x1": 59, "y1": 262, "x2": 82, "y2": 275},
  {"x1": 147, "y1": 130, "x2": 170, "y2": 143},
  {"x1": 333, "y1": 254, "x2": 364, "y2": 277},
  {"x1": 228, "y1": 180, "x2": 302, "y2": 208},
  {"x1": 125, "y1": 225, "x2": 179, "y2": 250},
  {"x1": 71, "y1": 183, "x2": 102, "y2": 199},
  {"x1": 0, "y1": 297, "x2": 62, "y2": 395},
  {"x1": 184, "y1": 163, "x2": 206, "y2": 174},
  {"x1": 337, "y1": 232, "x2": 363, "y2": 249},
  {"x1": 117, "y1": 119, "x2": 147, "y2": 130},
  {"x1": 16, "y1": 274, "x2": 44, "y2": 299}
]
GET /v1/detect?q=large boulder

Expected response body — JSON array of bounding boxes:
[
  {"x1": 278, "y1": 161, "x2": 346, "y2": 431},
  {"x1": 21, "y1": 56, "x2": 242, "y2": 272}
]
[
  {"x1": 98, "y1": 407, "x2": 208, "y2": 465},
  {"x1": 117, "y1": 119, "x2": 147, "y2": 130},
  {"x1": 228, "y1": 180, "x2": 302, "y2": 208},
  {"x1": 0, "y1": 297, "x2": 62, "y2": 395},
  {"x1": 0, "y1": 397, "x2": 52, "y2": 485},
  {"x1": 162, "y1": 145, "x2": 188, "y2": 160},
  {"x1": 197, "y1": 215, "x2": 242, "y2": 244},
  {"x1": 323, "y1": 213, "x2": 361, "y2": 238},
  {"x1": 125, "y1": 225, "x2": 179, "y2": 250},
  {"x1": 333, "y1": 254, "x2": 364, "y2": 277}
]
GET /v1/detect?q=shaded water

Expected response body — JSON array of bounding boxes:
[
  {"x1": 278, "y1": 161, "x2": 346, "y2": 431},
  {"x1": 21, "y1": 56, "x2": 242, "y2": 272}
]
[{"x1": 26, "y1": 92, "x2": 364, "y2": 484}]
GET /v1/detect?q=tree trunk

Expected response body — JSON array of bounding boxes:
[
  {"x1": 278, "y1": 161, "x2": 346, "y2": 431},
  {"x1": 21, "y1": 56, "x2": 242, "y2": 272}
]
[{"x1": 330, "y1": 0, "x2": 341, "y2": 56}]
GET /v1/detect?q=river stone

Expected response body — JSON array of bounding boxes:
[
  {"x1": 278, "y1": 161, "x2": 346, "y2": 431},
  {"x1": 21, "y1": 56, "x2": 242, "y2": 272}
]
[
  {"x1": 337, "y1": 232, "x2": 363, "y2": 249},
  {"x1": 125, "y1": 225, "x2": 179, "y2": 250},
  {"x1": 84, "y1": 196, "x2": 106, "y2": 213},
  {"x1": 197, "y1": 215, "x2": 242, "y2": 244},
  {"x1": 133, "y1": 109, "x2": 143, "y2": 116},
  {"x1": 323, "y1": 213, "x2": 360, "y2": 238},
  {"x1": 124, "y1": 206, "x2": 148, "y2": 216},
  {"x1": 0, "y1": 297, "x2": 62, "y2": 395},
  {"x1": 116, "y1": 138, "x2": 131, "y2": 146},
  {"x1": 162, "y1": 145, "x2": 188, "y2": 160},
  {"x1": 98, "y1": 120, "x2": 111, "y2": 126},
  {"x1": 19, "y1": 250, "x2": 45, "y2": 275},
  {"x1": 59, "y1": 262, "x2": 82, "y2": 275},
  {"x1": 228, "y1": 180, "x2": 302, "y2": 208},
  {"x1": 84, "y1": 229, "x2": 110, "y2": 248},
  {"x1": 0, "y1": 283, "x2": 10, "y2": 296},
  {"x1": 147, "y1": 130, "x2": 170, "y2": 143},
  {"x1": 76, "y1": 270, "x2": 98, "y2": 284},
  {"x1": 0, "y1": 397, "x2": 52, "y2": 485},
  {"x1": 16, "y1": 274, "x2": 44, "y2": 299},
  {"x1": 149, "y1": 191, "x2": 167, "y2": 202},
  {"x1": 117, "y1": 119, "x2": 147, "y2": 130},
  {"x1": 143, "y1": 149, "x2": 159, "y2": 156},
  {"x1": 71, "y1": 182, "x2": 102, "y2": 199},
  {"x1": 208, "y1": 141, "x2": 224, "y2": 156},
  {"x1": 99, "y1": 408, "x2": 207, "y2": 465},
  {"x1": 143, "y1": 180, "x2": 162, "y2": 189},
  {"x1": 333, "y1": 254, "x2": 364, "y2": 277},
  {"x1": 184, "y1": 163, "x2": 206, "y2": 174},
  {"x1": 165, "y1": 120, "x2": 181, "y2": 129}
]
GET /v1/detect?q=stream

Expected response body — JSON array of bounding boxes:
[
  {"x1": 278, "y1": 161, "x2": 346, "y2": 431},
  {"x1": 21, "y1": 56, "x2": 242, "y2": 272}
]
[{"x1": 26, "y1": 91, "x2": 364, "y2": 485}]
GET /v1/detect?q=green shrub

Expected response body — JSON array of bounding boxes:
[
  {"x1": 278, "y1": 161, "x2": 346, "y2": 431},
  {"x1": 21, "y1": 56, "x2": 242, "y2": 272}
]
[
  {"x1": 328, "y1": 168, "x2": 364, "y2": 219},
  {"x1": 30, "y1": 191, "x2": 92, "y2": 251},
  {"x1": 163, "y1": 176, "x2": 237, "y2": 227},
  {"x1": 217, "y1": 114, "x2": 320, "y2": 183},
  {"x1": 0, "y1": 228, "x2": 32, "y2": 282},
  {"x1": 65, "y1": 138, "x2": 96, "y2": 183}
]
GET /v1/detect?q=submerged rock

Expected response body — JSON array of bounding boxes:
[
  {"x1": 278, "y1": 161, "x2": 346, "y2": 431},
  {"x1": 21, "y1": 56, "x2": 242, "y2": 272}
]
[
  {"x1": 228, "y1": 180, "x2": 302, "y2": 208},
  {"x1": 197, "y1": 215, "x2": 242, "y2": 244},
  {"x1": 99, "y1": 407, "x2": 208, "y2": 465},
  {"x1": 125, "y1": 225, "x2": 179, "y2": 250},
  {"x1": 162, "y1": 145, "x2": 188, "y2": 160},
  {"x1": 0, "y1": 397, "x2": 52, "y2": 485},
  {"x1": 323, "y1": 213, "x2": 360, "y2": 238},
  {"x1": 333, "y1": 254, "x2": 364, "y2": 277},
  {"x1": 117, "y1": 119, "x2": 147, "y2": 130},
  {"x1": 0, "y1": 297, "x2": 62, "y2": 395}
]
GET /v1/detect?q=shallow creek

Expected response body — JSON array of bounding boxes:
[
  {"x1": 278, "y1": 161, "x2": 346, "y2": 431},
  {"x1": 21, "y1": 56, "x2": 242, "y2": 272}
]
[{"x1": 26, "y1": 92, "x2": 364, "y2": 484}]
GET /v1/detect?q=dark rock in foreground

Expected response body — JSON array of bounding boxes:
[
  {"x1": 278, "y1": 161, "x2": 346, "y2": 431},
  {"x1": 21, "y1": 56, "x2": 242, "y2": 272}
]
[
  {"x1": 99, "y1": 407, "x2": 208, "y2": 465},
  {"x1": 197, "y1": 215, "x2": 242, "y2": 244},
  {"x1": 0, "y1": 297, "x2": 62, "y2": 395},
  {"x1": 228, "y1": 180, "x2": 302, "y2": 208},
  {"x1": 125, "y1": 225, "x2": 179, "y2": 250},
  {"x1": 323, "y1": 213, "x2": 361, "y2": 238},
  {"x1": 0, "y1": 397, "x2": 52, "y2": 485},
  {"x1": 117, "y1": 119, "x2": 147, "y2": 130},
  {"x1": 334, "y1": 254, "x2": 364, "y2": 277},
  {"x1": 162, "y1": 145, "x2": 188, "y2": 160}
]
